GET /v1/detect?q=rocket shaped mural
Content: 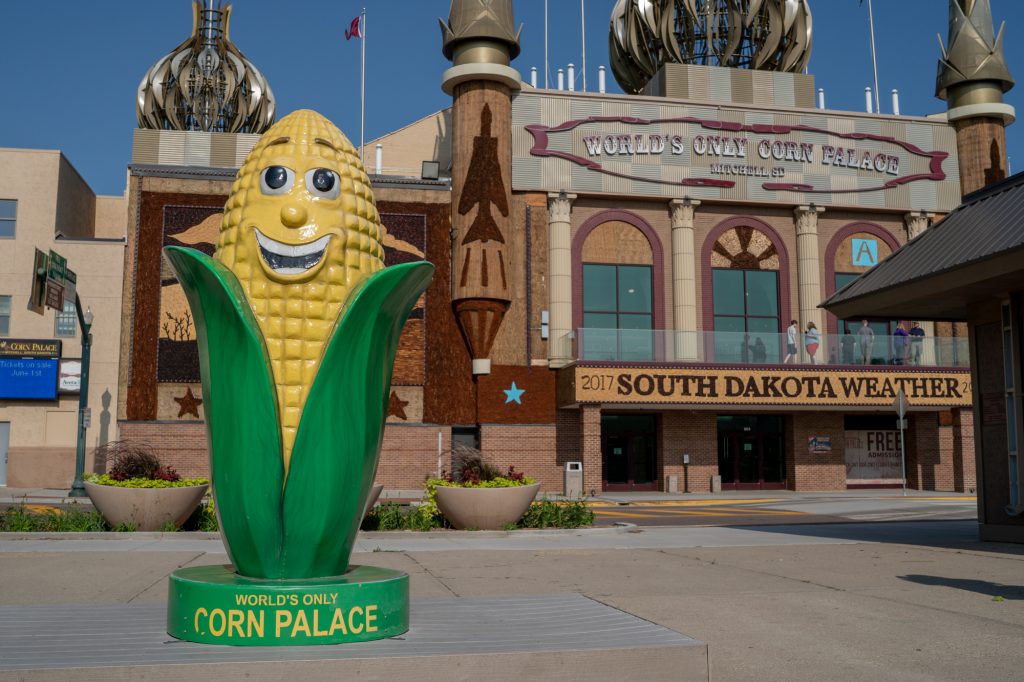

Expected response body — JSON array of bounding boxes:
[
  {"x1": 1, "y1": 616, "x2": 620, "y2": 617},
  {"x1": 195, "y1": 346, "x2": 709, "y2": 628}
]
[{"x1": 441, "y1": 0, "x2": 522, "y2": 374}]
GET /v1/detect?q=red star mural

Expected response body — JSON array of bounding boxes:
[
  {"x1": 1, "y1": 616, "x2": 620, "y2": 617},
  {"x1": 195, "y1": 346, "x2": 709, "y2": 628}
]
[
  {"x1": 173, "y1": 386, "x2": 203, "y2": 418},
  {"x1": 388, "y1": 390, "x2": 409, "y2": 420}
]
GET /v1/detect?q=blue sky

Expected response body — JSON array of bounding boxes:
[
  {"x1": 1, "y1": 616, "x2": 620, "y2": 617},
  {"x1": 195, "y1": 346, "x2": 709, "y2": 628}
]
[{"x1": 1, "y1": 1, "x2": 1022, "y2": 196}]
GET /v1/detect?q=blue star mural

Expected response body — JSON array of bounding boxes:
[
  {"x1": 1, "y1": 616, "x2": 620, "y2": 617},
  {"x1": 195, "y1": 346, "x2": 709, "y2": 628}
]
[{"x1": 503, "y1": 381, "x2": 525, "y2": 405}]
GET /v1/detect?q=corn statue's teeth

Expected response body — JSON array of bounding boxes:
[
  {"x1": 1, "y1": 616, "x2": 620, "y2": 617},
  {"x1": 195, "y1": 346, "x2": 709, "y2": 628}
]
[{"x1": 254, "y1": 230, "x2": 332, "y2": 275}]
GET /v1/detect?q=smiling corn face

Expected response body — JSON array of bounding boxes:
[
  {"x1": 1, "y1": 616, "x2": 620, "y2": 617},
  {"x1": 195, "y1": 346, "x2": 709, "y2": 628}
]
[{"x1": 215, "y1": 110, "x2": 385, "y2": 473}]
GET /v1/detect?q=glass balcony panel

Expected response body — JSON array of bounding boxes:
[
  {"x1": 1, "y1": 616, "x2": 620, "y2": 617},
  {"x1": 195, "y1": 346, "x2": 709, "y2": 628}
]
[{"x1": 572, "y1": 329, "x2": 970, "y2": 369}]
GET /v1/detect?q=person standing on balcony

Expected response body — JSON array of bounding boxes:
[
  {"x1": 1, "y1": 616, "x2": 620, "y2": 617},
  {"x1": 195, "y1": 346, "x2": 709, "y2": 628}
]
[
  {"x1": 804, "y1": 321, "x2": 820, "y2": 364},
  {"x1": 909, "y1": 321, "x2": 926, "y2": 365},
  {"x1": 841, "y1": 325, "x2": 856, "y2": 364},
  {"x1": 893, "y1": 322, "x2": 910, "y2": 365},
  {"x1": 753, "y1": 337, "x2": 767, "y2": 364},
  {"x1": 857, "y1": 319, "x2": 875, "y2": 365},
  {"x1": 784, "y1": 320, "x2": 798, "y2": 364}
]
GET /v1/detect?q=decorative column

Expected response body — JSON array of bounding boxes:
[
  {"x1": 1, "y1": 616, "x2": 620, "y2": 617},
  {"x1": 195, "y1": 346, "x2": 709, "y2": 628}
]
[
  {"x1": 669, "y1": 198, "x2": 700, "y2": 361},
  {"x1": 904, "y1": 211, "x2": 934, "y2": 241},
  {"x1": 937, "y1": 0, "x2": 1015, "y2": 196},
  {"x1": 794, "y1": 205, "x2": 825, "y2": 361},
  {"x1": 547, "y1": 191, "x2": 576, "y2": 367},
  {"x1": 441, "y1": 1, "x2": 522, "y2": 375}
]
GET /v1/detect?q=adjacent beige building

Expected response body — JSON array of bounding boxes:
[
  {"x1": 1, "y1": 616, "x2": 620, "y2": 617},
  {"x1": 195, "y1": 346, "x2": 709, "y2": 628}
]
[{"x1": 0, "y1": 148, "x2": 126, "y2": 487}]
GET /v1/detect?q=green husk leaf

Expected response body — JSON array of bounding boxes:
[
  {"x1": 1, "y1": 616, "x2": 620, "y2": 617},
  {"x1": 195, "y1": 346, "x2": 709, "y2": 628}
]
[
  {"x1": 281, "y1": 261, "x2": 434, "y2": 577},
  {"x1": 163, "y1": 246, "x2": 285, "y2": 578}
]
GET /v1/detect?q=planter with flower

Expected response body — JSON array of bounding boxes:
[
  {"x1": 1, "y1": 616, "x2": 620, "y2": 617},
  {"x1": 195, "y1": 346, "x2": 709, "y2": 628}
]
[
  {"x1": 429, "y1": 446, "x2": 541, "y2": 530},
  {"x1": 83, "y1": 440, "x2": 208, "y2": 531}
]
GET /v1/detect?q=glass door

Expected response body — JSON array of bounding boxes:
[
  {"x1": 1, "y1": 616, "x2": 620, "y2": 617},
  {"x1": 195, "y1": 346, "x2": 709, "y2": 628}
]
[
  {"x1": 717, "y1": 416, "x2": 786, "y2": 490},
  {"x1": 602, "y1": 414, "x2": 657, "y2": 491}
]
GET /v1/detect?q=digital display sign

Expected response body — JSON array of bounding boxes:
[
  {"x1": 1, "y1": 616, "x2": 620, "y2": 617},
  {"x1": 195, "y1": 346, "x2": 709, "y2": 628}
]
[{"x1": 0, "y1": 358, "x2": 60, "y2": 399}]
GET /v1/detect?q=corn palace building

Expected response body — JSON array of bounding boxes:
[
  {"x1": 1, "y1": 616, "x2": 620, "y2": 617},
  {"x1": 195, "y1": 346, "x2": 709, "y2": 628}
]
[{"x1": 106, "y1": 0, "x2": 999, "y2": 496}]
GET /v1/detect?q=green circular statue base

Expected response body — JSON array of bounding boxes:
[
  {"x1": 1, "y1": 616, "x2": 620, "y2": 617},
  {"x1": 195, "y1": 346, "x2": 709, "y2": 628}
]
[{"x1": 167, "y1": 564, "x2": 409, "y2": 646}]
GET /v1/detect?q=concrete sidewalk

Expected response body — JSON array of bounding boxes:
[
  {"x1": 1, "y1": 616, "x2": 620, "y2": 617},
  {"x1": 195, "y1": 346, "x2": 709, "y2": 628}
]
[
  {"x1": 1, "y1": 519, "x2": 1022, "y2": 680},
  {"x1": 0, "y1": 485, "x2": 978, "y2": 506}
]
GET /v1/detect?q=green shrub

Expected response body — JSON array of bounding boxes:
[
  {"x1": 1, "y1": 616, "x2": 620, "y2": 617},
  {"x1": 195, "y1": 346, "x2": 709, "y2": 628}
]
[
  {"x1": 0, "y1": 504, "x2": 107, "y2": 532},
  {"x1": 375, "y1": 503, "x2": 408, "y2": 531},
  {"x1": 84, "y1": 473, "x2": 209, "y2": 489},
  {"x1": 518, "y1": 499, "x2": 594, "y2": 529}
]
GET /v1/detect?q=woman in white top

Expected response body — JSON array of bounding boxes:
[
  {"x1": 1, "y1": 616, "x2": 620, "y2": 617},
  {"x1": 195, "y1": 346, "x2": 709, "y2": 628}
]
[{"x1": 804, "y1": 321, "x2": 820, "y2": 365}]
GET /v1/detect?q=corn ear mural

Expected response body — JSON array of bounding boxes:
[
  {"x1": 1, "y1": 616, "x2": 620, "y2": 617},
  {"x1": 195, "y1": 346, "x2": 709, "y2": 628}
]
[{"x1": 163, "y1": 110, "x2": 433, "y2": 583}]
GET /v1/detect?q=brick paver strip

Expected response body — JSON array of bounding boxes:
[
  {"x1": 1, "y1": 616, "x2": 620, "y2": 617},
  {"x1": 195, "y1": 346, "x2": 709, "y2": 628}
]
[{"x1": 0, "y1": 594, "x2": 696, "y2": 670}]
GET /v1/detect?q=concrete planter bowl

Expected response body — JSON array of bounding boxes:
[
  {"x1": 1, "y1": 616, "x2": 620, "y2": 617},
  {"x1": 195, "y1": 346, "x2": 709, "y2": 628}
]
[
  {"x1": 84, "y1": 481, "x2": 209, "y2": 531},
  {"x1": 434, "y1": 482, "x2": 541, "y2": 530},
  {"x1": 364, "y1": 484, "x2": 384, "y2": 518}
]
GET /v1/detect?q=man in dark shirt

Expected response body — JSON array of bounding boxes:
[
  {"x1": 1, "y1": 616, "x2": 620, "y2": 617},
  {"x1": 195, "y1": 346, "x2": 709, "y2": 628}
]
[{"x1": 909, "y1": 321, "x2": 926, "y2": 365}]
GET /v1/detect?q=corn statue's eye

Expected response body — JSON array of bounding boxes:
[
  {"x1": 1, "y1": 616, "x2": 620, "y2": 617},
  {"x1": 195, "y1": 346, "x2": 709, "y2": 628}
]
[
  {"x1": 306, "y1": 168, "x2": 340, "y2": 199},
  {"x1": 260, "y1": 166, "x2": 294, "y2": 195}
]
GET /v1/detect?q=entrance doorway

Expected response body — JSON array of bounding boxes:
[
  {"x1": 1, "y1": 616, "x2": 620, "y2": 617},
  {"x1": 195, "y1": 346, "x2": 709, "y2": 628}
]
[
  {"x1": 717, "y1": 415, "x2": 785, "y2": 490},
  {"x1": 602, "y1": 414, "x2": 657, "y2": 491}
]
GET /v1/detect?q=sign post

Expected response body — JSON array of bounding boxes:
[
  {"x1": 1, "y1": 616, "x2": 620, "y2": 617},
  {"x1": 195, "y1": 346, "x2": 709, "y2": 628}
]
[
  {"x1": 895, "y1": 388, "x2": 909, "y2": 497},
  {"x1": 68, "y1": 297, "x2": 93, "y2": 498},
  {"x1": 28, "y1": 249, "x2": 48, "y2": 314},
  {"x1": 26, "y1": 248, "x2": 93, "y2": 496}
]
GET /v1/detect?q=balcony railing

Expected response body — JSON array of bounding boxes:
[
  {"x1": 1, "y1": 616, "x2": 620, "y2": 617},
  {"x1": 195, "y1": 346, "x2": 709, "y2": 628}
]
[{"x1": 566, "y1": 329, "x2": 969, "y2": 368}]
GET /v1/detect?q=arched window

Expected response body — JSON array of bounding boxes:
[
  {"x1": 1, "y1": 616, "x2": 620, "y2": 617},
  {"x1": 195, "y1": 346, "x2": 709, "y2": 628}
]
[
  {"x1": 827, "y1": 225, "x2": 900, "y2": 364},
  {"x1": 710, "y1": 225, "x2": 782, "y2": 363},
  {"x1": 581, "y1": 220, "x2": 654, "y2": 360}
]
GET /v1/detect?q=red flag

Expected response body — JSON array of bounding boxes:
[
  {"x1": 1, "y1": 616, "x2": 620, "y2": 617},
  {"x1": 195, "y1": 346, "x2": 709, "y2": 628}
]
[{"x1": 345, "y1": 16, "x2": 361, "y2": 40}]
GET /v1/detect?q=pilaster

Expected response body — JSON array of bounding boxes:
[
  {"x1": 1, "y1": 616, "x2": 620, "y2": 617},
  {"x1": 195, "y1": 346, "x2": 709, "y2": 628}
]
[
  {"x1": 794, "y1": 205, "x2": 825, "y2": 360},
  {"x1": 547, "y1": 192, "x2": 576, "y2": 367},
  {"x1": 904, "y1": 211, "x2": 934, "y2": 241},
  {"x1": 669, "y1": 198, "x2": 700, "y2": 361}
]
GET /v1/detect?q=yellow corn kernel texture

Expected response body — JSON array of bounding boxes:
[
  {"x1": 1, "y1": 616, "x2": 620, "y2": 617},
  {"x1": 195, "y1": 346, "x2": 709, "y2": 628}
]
[{"x1": 214, "y1": 110, "x2": 385, "y2": 473}]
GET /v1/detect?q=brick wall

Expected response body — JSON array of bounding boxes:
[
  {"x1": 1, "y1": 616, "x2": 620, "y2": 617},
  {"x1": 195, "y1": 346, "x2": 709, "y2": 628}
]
[
  {"x1": 787, "y1": 413, "x2": 846, "y2": 491},
  {"x1": 480, "y1": 424, "x2": 559, "y2": 493},
  {"x1": 118, "y1": 421, "x2": 209, "y2": 479},
  {"x1": 376, "y1": 424, "x2": 451, "y2": 490},
  {"x1": 119, "y1": 420, "x2": 454, "y2": 492},
  {"x1": 580, "y1": 405, "x2": 603, "y2": 495},
  {"x1": 956, "y1": 409, "x2": 976, "y2": 493},
  {"x1": 907, "y1": 409, "x2": 977, "y2": 493},
  {"x1": 660, "y1": 412, "x2": 717, "y2": 492}
]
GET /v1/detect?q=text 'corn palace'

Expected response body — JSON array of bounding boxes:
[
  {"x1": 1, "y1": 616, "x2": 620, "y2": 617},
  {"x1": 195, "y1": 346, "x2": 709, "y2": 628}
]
[{"x1": 214, "y1": 110, "x2": 385, "y2": 473}]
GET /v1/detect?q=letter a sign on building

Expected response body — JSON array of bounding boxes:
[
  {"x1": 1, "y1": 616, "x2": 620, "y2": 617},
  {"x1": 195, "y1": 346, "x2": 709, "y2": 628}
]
[{"x1": 852, "y1": 238, "x2": 878, "y2": 267}]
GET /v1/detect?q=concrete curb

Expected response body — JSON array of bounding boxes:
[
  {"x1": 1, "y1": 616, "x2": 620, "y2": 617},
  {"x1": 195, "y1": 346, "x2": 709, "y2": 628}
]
[{"x1": 0, "y1": 525, "x2": 629, "y2": 542}]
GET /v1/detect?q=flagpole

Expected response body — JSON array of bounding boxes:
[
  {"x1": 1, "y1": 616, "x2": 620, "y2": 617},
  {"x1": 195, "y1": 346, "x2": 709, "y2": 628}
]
[
  {"x1": 866, "y1": 0, "x2": 881, "y2": 113},
  {"x1": 360, "y1": 7, "x2": 366, "y2": 163},
  {"x1": 580, "y1": 0, "x2": 587, "y2": 91},
  {"x1": 544, "y1": 0, "x2": 549, "y2": 89}
]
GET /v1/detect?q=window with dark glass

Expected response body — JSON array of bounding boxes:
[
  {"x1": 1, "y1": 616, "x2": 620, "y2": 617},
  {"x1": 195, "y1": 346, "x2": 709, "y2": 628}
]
[
  {"x1": 0, "y1": 200, "x2": 15, "y2": 238},
  {"x1": 582, "y1": 263, "x2": 653, "y2": 360},
  {"x1": 0, "y1": 296, "x2": 10, "y2": 335},
  {"x1": 712, "y1": 269, "x2": 779, "y2": 363},
  {"x1": 55, "y1": 299, "x2": 77, "y2": 338}
]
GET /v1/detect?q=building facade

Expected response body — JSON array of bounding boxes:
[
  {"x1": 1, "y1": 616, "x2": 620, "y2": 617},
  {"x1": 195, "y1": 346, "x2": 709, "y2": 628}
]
[
  {"x1": 3, "y1": 1, "x2": 991, "y2": 496},
  {"x1": 0, "y1": 149, "x2": 126, "y2": 487}
]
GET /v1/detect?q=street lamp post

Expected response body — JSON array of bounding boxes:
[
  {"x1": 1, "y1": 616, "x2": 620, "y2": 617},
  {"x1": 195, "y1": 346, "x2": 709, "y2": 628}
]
[{"x1": 68, "y1": 299, "x2": 93, "y2": 498}]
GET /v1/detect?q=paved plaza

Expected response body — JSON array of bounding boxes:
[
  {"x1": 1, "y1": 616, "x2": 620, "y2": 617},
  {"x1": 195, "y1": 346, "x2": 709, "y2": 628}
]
[{"x1": 1, "y1": 492, "x2": 1022, "y2": 680}]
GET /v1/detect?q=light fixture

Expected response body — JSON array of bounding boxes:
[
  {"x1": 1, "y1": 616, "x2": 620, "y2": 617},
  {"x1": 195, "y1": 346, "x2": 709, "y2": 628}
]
[
  {"x1": 83, "y1": 307, "x2": 94, "y2": 326},
  {"x1": 421, "y1": 160, "x2": 440, "y2": 180}
]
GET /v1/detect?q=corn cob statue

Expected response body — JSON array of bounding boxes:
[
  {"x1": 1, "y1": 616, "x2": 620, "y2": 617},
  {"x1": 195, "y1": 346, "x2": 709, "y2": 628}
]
[{"x1": 164, "y1": 110, "x2": 432, "y2": 645}]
